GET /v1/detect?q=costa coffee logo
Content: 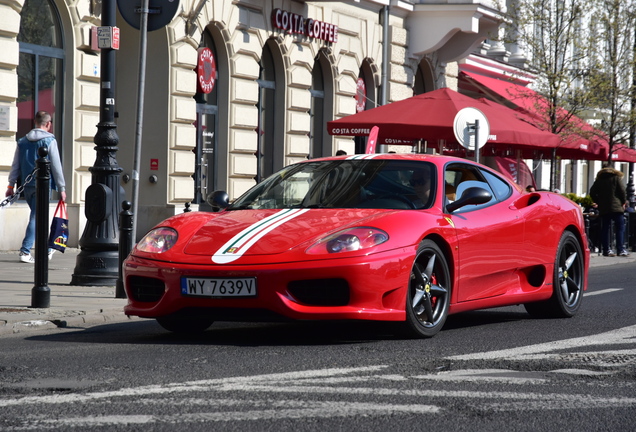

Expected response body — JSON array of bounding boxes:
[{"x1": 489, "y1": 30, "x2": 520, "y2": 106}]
[
  {"x1": 197, "y1": 47, "x2": 216, "y2": 94},
  {"x1": 272, "y1": 8, "x2": 338, "y2": 43}
]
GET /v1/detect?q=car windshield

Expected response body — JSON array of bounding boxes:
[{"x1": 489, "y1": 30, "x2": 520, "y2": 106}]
[{"x1": 228, "y1": 159, "x2": 436, "y2": 210}]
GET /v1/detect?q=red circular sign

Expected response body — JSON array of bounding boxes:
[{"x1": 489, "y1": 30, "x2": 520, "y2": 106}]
[
  {"x1": 197, "y1": 48, "x2": 216, "y2": 94},
  {"x1": 355, "y1": 77, "x2": 366, "y2": 112}
]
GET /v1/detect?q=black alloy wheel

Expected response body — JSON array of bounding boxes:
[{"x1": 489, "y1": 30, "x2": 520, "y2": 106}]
[{"x1": 403, "y1": 240, "x2": 451, "y2": 338}]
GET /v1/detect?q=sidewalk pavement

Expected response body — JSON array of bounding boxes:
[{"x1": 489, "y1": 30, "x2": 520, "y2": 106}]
[
  {"x1": 0, "y1": 248, "x2": 133, "y2": 335},
  {"x1": 1, "y1": 247, "x2": 635, "y2": 336}
]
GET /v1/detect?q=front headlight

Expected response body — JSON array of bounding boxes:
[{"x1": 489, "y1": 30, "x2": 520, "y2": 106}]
[
  {"x1": 136, "y1": 227, "x2": 178, "y2": 253},
  {"x1": 306, "y1": 227, "x2": 389, "y2": 255}
]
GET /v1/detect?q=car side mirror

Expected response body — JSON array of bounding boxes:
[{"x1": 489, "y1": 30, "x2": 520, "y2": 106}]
[
  {"x1": 207, "y1": 190, "x2": 229, "y2": 211},
  {"x1": 446, "y1": 187, "x2": 492, "y2": 213}
]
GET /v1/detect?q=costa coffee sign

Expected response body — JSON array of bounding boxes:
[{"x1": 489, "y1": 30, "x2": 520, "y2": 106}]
[
  {"x1": 272, "y1": 8, "x2": 338, "y2": 43},
  {"x1": 197, "y1": 47, "x2": 216, "y2": 94}
]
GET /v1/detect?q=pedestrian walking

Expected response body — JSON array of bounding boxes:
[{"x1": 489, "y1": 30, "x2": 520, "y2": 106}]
[
  {"x1": 5, "y1": 111, "x2": 66, "y2": 263},
  {"x1": 589, "y1": 165, "x2": 629, "y2": 257}
]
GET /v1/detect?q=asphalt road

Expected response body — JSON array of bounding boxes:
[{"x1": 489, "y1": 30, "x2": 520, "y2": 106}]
[{"x1": 0, "y1": 263, "x2": 634, "y2": 431}]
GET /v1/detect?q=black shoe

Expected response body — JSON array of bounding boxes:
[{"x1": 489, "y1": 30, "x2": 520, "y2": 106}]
[{"x1": 603, "y1": 250, "x2": 616, "y2": 257}]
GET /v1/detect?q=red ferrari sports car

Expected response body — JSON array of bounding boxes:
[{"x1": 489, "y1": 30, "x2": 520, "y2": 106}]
[{"x1": 123, "y1": 154, "x2": 589, "y2": 338}]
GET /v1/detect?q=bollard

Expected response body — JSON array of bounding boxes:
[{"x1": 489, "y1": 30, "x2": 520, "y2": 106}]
[
  {"x1": 32, "y1": 147, "x2": 51, "y2": 308},
  {"x1": 184, "y1": 202, "x2": 191, "y2": 212},
  {"x1": 116, "y1": 201, "x2": 133, "y2": 298}
]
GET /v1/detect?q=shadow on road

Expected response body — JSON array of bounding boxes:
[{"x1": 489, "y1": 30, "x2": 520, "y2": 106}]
[{"x1": 25, "y1": 307, "x2": 533, "y2": 347}]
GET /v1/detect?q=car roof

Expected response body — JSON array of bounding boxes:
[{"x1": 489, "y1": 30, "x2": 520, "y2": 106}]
[{"x1": 304, "y1": 153, "x2": 478, "y2": 168}]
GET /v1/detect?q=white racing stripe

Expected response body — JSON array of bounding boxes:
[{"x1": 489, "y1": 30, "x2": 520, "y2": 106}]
[
  {"x1": 212, "y1": 208, "x2": 310, "y2": 264},
  {"x1": 345, "y1": 154, "x2": 380, "y2": 160}
]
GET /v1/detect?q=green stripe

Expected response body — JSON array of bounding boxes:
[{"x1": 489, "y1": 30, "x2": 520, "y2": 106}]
[{"x1": 222, "y1": 208, "x2": 296, "y2": 254}]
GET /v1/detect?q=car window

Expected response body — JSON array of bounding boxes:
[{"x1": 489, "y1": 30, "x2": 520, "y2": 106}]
[
  {"x1": 444, "y1": 163, "x2": 496, "y2": 212},
  {"x1": 481, "y1": 169, "x2": 512, "y2": 201}
]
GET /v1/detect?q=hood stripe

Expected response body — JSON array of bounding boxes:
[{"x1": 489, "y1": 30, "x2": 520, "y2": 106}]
[
  {"x1": 212, "y1": 208, "x2": 310, "y2": 264},
  {"x1": 346, "y1": 154, "x2": 380, "y2": 160}
]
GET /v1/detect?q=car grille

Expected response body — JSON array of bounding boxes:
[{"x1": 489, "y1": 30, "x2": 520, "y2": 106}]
[
  {"x1": 127, "y1": 276, "x2": 165, "y2": 302},
  {"x1": 288, "y1": 279, "x2": 350, "y2": 306}
]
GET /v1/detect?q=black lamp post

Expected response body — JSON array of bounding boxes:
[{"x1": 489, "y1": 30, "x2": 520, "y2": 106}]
[
  {"x1": 32, "y1": 147, "x2": 51, "y2": 308},
  {"x1": 71, "y1": 0, "x2": 124, "y2": 286},
  {"x1": 628, "y1": 30, "x2": 636, "y2": 207}
]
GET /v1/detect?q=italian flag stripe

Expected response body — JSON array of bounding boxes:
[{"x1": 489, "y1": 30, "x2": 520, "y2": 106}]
[{"x1": 212, "y1": 208, "x2": 310, "y2": 264}]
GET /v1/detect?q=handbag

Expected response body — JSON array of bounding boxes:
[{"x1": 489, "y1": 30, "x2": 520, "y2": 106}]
[{"x1": 48, "y1": 199, "x2": 69, "y2": 252}]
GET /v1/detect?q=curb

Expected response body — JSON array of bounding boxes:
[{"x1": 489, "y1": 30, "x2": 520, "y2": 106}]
[{"x1": 0, "y1": 309, "x2": 139, "y2": 336}]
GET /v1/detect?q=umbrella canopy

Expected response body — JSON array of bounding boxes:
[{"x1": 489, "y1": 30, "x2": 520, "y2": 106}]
[{"x1": 328, "y1": 88, "x2": 562, "y2": 151}]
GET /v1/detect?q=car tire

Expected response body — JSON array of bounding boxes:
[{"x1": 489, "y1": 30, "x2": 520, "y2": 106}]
[
  {"x1": 524, "y1": 231, "x2": 584, "y2": 318},
  {"x1": 156, "y1": 316, "x2": 214, "y2": 333},
  {"x1": 403, "y1": 240, "x2": 451, "y2": 338}
]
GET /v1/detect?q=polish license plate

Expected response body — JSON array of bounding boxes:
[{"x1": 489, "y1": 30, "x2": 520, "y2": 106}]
[{"x1": 181, "y1": 277, "x2": 257, "y2": 298}]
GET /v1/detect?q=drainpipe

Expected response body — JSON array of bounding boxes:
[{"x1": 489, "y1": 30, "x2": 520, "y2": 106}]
[
  {"x1": 380, "y1": 5, "x2": 389, "y2": 106},
  {"x1": 378, "y1": 5, "x2": 389, "y2": 152}
]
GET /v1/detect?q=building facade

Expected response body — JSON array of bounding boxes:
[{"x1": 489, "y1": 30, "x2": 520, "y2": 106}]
[{"x1": 2, "y1": 0, "x2": 614, "y2": 251}]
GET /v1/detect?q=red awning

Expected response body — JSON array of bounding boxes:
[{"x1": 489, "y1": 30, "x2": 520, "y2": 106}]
[
  {"x1": 611, "y1": 144, "x2": 636, "y2": 163},
  {"x1": 460, "y1": 71, "x2": 609, "y2": 160},
  {"x1": 328, "y1": 88, "x2": 562, "y2": 153},
  {"x1": 493, "y1": 156, "x2": 537, "y2": 189}
]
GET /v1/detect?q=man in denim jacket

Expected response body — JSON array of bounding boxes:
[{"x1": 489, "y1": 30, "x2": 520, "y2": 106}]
[{"x1": 5, "y1": 111, "x2": 66, "y2": 263}]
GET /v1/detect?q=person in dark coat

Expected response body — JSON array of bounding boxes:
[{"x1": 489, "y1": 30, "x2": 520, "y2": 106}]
[{"x1": 590, "y1": 166, "x2": 629, "y2": 256}]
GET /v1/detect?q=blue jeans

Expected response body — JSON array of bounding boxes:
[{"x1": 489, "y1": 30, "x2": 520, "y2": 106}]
[
  {"x1": 20, "y1": 188, "x2": 37, "y2": 255},
  {"x1": 19, "y1": 187, "x2": 52, "y2": 255},
  {"x1": 601, "y1": 212, "x2": 625, "y2": 254}
]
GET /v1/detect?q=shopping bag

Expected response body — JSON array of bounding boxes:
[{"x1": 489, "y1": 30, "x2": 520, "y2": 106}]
[{"x1": 48, "y1": 199, "x2": 69, "y2": 252}]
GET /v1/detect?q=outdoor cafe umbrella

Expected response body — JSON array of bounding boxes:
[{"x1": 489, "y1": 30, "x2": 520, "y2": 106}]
[{"x1": 327, "y1": 87, "x2": 562, "y2": 152}]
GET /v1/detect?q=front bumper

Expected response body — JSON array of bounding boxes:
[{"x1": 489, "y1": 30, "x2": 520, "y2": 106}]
[{"x1": 123, "y1": 248, "x2": 413, "y2": 322}]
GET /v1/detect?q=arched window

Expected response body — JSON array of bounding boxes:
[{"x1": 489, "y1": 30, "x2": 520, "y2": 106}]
[
  {"x1": 17, "y1": 0, "x2": 64, "y2": 143},
  {"x1": 257, "y1": 41, "x2": 280, "y2": 182},
  {"x1": 355, "y1": 60, "x2": 377, "y2": 154},
  {"x1": 310, "y1": 50, "x2": 334, "y2": 158},
  {"x1": 194, "y1": 31, "x2": 221, "y2": 204},
  {"x1": 310, "y1": 57, "x2": 325, "y2": 158},
  {"x1": 413, "y1": 58, "x2": 435, "y2": 96}
]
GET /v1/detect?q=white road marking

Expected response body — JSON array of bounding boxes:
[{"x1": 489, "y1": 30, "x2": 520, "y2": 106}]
[
  {"x1": 506, "y1": 348, "x2": 636, "y2": 365},
  {"x1": 2, "y1": 360, "x2": 636, "y2": 429},
  {"x1": 585, "y1": 288, "x2": 623, "y2": 297},
  {"x1": 447, "y1": 324, "x2": 636, "y2": 361},
  {"x1": 548, "y1": 369, "x2": 612, "y2": 376},
  {"x1": 24, "y1": 402, "x2": 439, "y2": 429},
  {"x1": 0, "y1": 366, "x2": 388, "y2": 408},
  {"x1": 412, "y1": 369, "x2": 548, "y2": 384}
]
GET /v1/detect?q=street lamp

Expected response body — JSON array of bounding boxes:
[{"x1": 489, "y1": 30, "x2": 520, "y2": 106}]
[{"x1": 71, "y1": 0, "x2": 123, "y2": 286}]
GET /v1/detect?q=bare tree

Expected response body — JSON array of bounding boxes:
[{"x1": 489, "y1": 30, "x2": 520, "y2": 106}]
[
  {"x1": 503, "y1": 0, "x2": 595, "y2": 189},
  {"x1": 586, "y1": 0, "x2": 636, "y2": 165}
]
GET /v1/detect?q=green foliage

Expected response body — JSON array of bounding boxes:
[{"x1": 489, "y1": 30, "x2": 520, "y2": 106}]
[{"x1": 563, "y1": 193, "x2": 594, "y2": 208}]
